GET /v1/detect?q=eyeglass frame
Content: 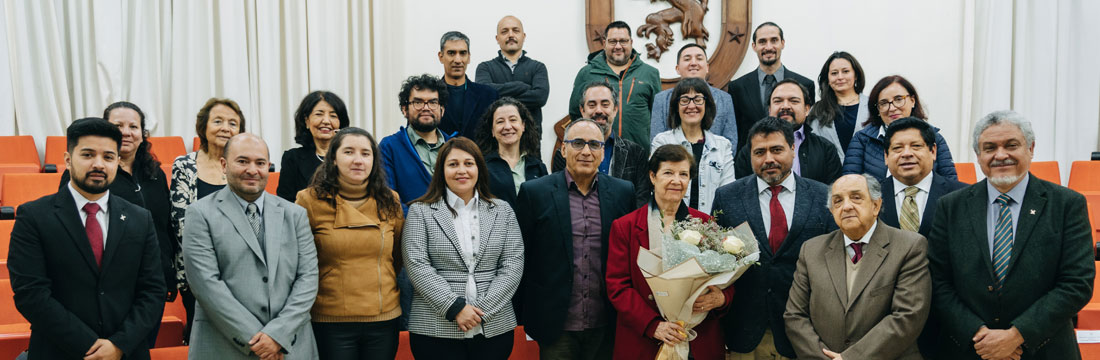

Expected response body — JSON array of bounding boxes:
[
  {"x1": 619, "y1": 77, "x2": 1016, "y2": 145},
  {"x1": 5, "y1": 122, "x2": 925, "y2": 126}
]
[
  {"x1": 605, "y1": 38, "x2": 632, "y2": 47},
  {"x1": 562, "y1": 138, "x2": 606, "y2": 151},
  {"x1": 409, "y1": 99, "x2": 442, "y2": 110},
  {"x1": 678, "y1": 95, "x2": 706, "y2": 106},
  {"x1": 876, "y1": 94, "x2": 912, "y2": 111}
]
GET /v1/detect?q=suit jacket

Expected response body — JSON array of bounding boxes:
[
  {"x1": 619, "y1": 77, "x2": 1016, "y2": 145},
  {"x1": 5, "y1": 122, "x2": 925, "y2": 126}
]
[
  {"x1": 879, "y1": 174, "x2": 967, "y2": 239},
  {"x1": 928, "y1": 175, "x2": 1093, "y2": 359},
  {"x1": 711, "y1": 174, "x2": 836, "y2": 357},
  {"x1": 784, "y1": 221, "x2": 931, "y2": 360},
  {"x1": 9, "y1": 189, "x2": 165, "y2": 360},
  {"x1": 726, "y1": 66, "x2": 815, "y2": 148},
  {"x1": 400, "y1": 197, "x2": 524, "y2": 339},
  {"x1": 379, "y1": 127, "x2": 454, "y2": 208},
  {"x1": 550, "y1": 136, "x2": 650, "y2": 207},
  {"x1": 515, "y1": 172, "x2": 635, "y2": 343},
  {"x1": 182, "y1": 189, "x2": 319, "y2": 359},
  {"x1": 439, "y1": 76, "x2": 499, "y2": 139},
  {"x1": 734, "y1": 124, "x2": 842, "y2": 186}
]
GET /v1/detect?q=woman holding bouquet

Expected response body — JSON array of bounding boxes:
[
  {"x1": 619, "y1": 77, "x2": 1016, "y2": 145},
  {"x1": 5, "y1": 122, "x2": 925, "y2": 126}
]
[{"x1": 606, "y1": 144, "x2": 735, "y2": 360}]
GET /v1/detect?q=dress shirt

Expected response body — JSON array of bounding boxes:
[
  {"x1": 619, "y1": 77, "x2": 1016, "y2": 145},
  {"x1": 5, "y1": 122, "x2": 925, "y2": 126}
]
[
  {"x1": 231, "y1": 190, "x2": 265, "y2": 215},
  {"x1": 563, "y1": 170, "x2": 607, "y2": 331},
  {"x1": 843, "y1": 220, "x2": 878, "y2": 260},
  {"x1": 69, "y1": 183, "x2": 109, "y2": 246},
  {"x1": 757, "y1": 66, "x2": 787, "y2": 105},
  {"x1": 445, "y1": 188, "x2": 483, "y2": 337},
  {"x1": 407, "y1": 128, "x2": 445, "y2": 172},
  {"x1": 757, "y1": 174, "x2": 796, "y2": 238},
  {"x1": 599, "y1": 136, "x2": 616, "y2": 175},
  {"x1": 986, "y1": 176, "x2": 1028, "y2": 259},
  {"x1": 792, "y1": 125, "x2": 806, "y2": 175},
  {"x1": 892, "y1": 172, "x2": 933, "y2": 223}
]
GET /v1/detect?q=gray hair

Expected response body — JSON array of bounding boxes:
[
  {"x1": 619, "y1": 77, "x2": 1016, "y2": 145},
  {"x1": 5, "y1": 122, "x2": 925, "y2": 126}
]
[
  {"x1": 440, "y1": 31, "x2": 470, "y2": 51},
  {"x1": 581, "y1": 81, "x2": 620, "y2": 107},
  {"x1": 563, "y1": 118, "x2": 607, "y2": 139},
  {"x1": 971, "y1": 110, "x2": 1035, "y2": 154},
  {"x1": 827, "y1": 173, "x2": 882, "y2": 208}
]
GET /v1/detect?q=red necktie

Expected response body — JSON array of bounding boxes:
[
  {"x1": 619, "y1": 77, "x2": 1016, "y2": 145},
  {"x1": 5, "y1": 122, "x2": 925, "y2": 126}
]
[
  {"x1": 83, "y1": 202, "x2": 103, "y2": 267},
  {"x1": 768, "y1": 185, "x2": 788, "y2": 254},
  {"x1": 850, "y1": 243, "x2": 864, "y2": 264}
]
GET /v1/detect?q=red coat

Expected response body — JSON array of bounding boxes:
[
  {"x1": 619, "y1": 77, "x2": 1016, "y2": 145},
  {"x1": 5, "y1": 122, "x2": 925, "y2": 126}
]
[{"x1": 606, "y1": 206, "x2": 735, "y2": 360}]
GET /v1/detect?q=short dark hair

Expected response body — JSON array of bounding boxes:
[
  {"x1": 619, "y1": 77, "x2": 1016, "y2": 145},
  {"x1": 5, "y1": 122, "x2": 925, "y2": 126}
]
[
  {"x1": 809, "y1": 51, "x2": 866, "y2": 127},
  {"x1": 605, "y1": 21, "x2": 632, "y2": 37},
  {"x1": 195, "y1": 98, "x2": 246, "y2": 152},
  {"x1": 399, "y1": 74, "x2": 449, "y2": 109},
  {"x1": 581, "y1": 81, "x2": 619, "y2": 107},
  {"x1": 752, "y1": 21, "x2": 784, "y2": 43},
  {"x1": 770, "y1": 78, "x2": 811, "y2": 105},
  {"x1": 439, "y1": 31, "x2": 470, "y2": 51},
  {"x1": 883, "y1": 117, "x2": 937, "y2": 152},
  {"x1": 667, "y1": 78, "x2": 716, "y2": 130},
  {"x1": 865, "y1": 75, "x2": 926, "y2": 127},
  {"x1": 648, "y1": 144, "x2": 697, "y2": 180},
  {"x1": 676, "y1": 43, "x2": 707, "y2": 64},
  {"x1": 746, "y1": 116, "x2": 794, "y2": 148},
  {"x1": 293, "y1": 91, "x2": 349, "y2": 149},
  {"x1": 67, "y1": 117, "x2": 122, "y2": 153},
  {"x1": 475, "y1": 97, "x2": 541, "y2": 158}
]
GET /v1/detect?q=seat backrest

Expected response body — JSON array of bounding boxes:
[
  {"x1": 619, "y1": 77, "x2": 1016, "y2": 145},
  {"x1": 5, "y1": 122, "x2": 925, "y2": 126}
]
[
  {"x1": 147, "y1": 137, "x2": 187, "y2": 165},
  {"x1": 0, "y1": 279, "x2": 28, "y2": 324},
  {"x1": 192, "y1": 137, "x2": 200, "y2": 152},
  {"x1": 1030, "y1": 161, "x2": 1061, "y2": 185},
  {"x1": 43, "y1": 136, "x2": 68, "y2": 170},
  {"x1": 0, "y1": 220, "x2": 13, "y2": 260},
  {"x1": 1069, "y1": 161, "x2": 1100, "y2": 193},
  {"x1": 265, "y1": 172, "x2": 280, "y2": 195},
  {"x1": 0, "y1": 136, "x2": 40, "y2": 169},
  {"x1": 1, "y1": 173, "x2": 63, "y2": 208},
  {"x1": 955, "y1": 162, "x2": 977, "y2": 184}
]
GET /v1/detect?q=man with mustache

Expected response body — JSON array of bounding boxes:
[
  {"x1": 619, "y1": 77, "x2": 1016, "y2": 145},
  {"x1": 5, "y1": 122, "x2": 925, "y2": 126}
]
[
  {"x1": 567, "y1": 21, "x2": 660, "y2": 150},
  {"x1": 475, "y1": 15, "x2": 549, "y2": 133},
  {"x1": 437, "y1": 31, "x2": 499, "y2": 139},
  {"x1": 552, "y1": 81, "x2": 650, "y2": 207},
  {"x1": 648, "y1": 43, "x2": 738, "y2": 154},
  {"x1": 928, "y1": 110, "x2": 1093, "y2": 360},
  {"x1": 734, "y1": 79, "x2": 842, "y2": 185},
  {"x1": 711, "y1": 117, "x2": 835, "y2": 360},
  {"x1": 725, "y1": 22, "x2": 815, "y2": 149},
  {"x1": 9, "y1": 118, "x2": 165, "y2": 359}
]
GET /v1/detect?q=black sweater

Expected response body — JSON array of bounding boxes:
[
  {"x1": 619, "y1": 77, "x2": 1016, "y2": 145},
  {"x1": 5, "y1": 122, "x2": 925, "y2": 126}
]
[{"x1": 474, "y1": 51, "x2": 550, "y2": 129}]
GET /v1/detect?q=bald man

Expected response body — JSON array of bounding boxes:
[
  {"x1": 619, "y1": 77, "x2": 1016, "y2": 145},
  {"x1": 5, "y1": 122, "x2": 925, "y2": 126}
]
[{"x1": 475, "y1": 15, "x2": 550, "y2": 131}]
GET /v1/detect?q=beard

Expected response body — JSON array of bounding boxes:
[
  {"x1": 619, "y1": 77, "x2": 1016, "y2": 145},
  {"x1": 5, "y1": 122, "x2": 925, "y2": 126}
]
[
  {"x1": 607, "y1": 51, "x2": 630, "y2": 66},
  {"x1": 757, "y1": 162, "x2": 789, "y2": 185},
  {"x1": 988, "y1": 173, "x2": 1025, "y2": 187},
  {"x1": 408, "y1": 114, "x2": 440, "y2": 133},
  {"x1": 74, "y1": 170, "x2": 111, "y2": 194}
]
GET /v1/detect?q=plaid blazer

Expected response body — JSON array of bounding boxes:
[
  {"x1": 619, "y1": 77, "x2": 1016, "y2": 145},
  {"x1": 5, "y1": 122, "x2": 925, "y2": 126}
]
[{"x1": 401, "y1": 197, "x2": 524, "y2": 339}]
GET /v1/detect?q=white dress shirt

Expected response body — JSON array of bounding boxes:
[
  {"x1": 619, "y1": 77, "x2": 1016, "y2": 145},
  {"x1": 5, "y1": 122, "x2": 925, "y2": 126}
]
[
  {"x1": 892, "y1": 172, "x2": 933, "y2": 224},
  {"x1": 757, "y1": 174, "x2": 796, "y2": 238},
  {"x1": 446, "y1": 188, "x2": 483, "y2": 337},
  {"x1": 844, "y1": 220, "x2": 878, "y2": 260},
  {"x1": 69, "y1": 183, "x2": 109, "y2": 246}
]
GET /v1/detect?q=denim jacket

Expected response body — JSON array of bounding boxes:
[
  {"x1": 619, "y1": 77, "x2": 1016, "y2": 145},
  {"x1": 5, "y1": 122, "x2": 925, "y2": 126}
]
[{"x1": 651, "y1": 128, "x2": 736, "y2": 213}]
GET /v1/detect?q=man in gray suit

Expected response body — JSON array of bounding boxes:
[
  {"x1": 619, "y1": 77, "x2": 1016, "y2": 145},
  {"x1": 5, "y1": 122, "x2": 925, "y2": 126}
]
[
  {"x1": 182, "y1": 133, "x2": 318, "y2": 360},
  {"x1": 785, "y1": 174, "x2": 930, "y2": 360}
]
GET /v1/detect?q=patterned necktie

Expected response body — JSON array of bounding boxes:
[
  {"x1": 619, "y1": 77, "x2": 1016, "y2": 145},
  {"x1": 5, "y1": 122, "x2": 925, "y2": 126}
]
[
  {"x1": 992, "y1": 194, "x2": 1014, "y2": 289},
  {"x1": 762, "y1": 74, "x2": 777, "y2": 108},
  {"x1": 899, "y1": 186, "x2": 921, "y2": 231},
  {"x1": 768, "y1": 185, "x2": 788, "y2": 254},
  {"x1": 83, "y1": 203, "x2": 103, "y2": 267},
  {"x1": 850, "y1": 243, "x2": 863, "y2": 264},
  {"x1": 246, "y1": 203, "x2": 261, "y2": 236}
]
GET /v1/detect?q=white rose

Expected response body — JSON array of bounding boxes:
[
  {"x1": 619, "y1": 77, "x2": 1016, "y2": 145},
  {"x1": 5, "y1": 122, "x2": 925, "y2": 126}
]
[
  {"x1": 679, "y1": 230, "x2": 703, "y2": 246},
  {"x1": 722, "y1": 236, "x2": 745, "y2": 254}
]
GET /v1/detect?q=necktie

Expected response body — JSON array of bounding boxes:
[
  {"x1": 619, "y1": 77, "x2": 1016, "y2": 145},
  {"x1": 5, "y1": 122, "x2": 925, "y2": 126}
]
[
  {"x1": 899, "y1": 186, "x2": 921, "y2": 231},
  {"x1": 762, "y1": 74, "x2": 777, "y2": 109},
  {"x1": 768, "y1": 185, "x2": 788, "y2": 254},
  {"x1": 992, "y1": 194, "x2": 1014, "y2": 289},
  {"x1": 850, "y1": 243, "x2": 863, "y2": 264},
  {"x1": 83, "y1": 203, "x2": 103, "y2": 267},
  {"x1": 246, "y1": 203, "x2": 265, "y2": 253}
]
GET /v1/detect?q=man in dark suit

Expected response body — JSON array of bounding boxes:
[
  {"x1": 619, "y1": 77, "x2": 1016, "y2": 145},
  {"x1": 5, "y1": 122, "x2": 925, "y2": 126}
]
[
  {"x1": 726, "y1": 21, "x2": 815, "y2": 148},
  {"x1": 929, "y1": 110, "x2": 1093, "y2": 360},
  {"x1": 437, "y1": 31, "x2": 499, "y2": 139},
  {"x1": 9, "y1": 118, "x2": 165, "y2": 360},
  {"x1": 516, "y1": 119, "x2": 635, "y2": 360},
  {"x1": 735, "y1": 79, "x2": 842, "y2": 185},
  {"x1": 713, "y1": 117, "x2": 836, "y2": 360}
]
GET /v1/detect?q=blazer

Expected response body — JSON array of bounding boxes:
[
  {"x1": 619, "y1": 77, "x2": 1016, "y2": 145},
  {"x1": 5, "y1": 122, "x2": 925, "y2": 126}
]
[
  {"x1": 9, "y1": 189, "x2": 165, "y2": 360},
  {"x1": 484, "y1": 152, "x2": 548, "y2": 208},
  {"x1": 726, "y1": 66, "x2": 815, "y2": 148},
  {"x1": 277, "y1": 147, "x2": 323, "y2": 202},
  {"x1": 734, "y1": 124, "x2": 843, "y2": 186},
  {"x1": 651, "y1": 128, "x2": 736, "y2": 213},
  {"x1": 515, "y1": 172, "x2": 635, "y2": 343},
  {"x1": 400, "y1": 196, "x2": 524, "y2": 339},
  {"x1": 809, "y1": 94, "x2": 870, "y2": 161},
  {"x1": 438, "y1": 76, "x2": 499, "y2": 139},
  {"x1": 784, "y1": 221, "x2": 931, "y2": 360},
  {"x1": 379, "y1": 126, "x2": 454, "y2": 208},
  {"x1": 879, "y1": 174, "x2": 967, "y2": 239},
  {"x1": 182, "y1": 189, "x2": 319, "y2": 359},
  {"x1": 711, "y1": 174, "x2": 836, "y2": 357},
  {"x1": 928, "y1": 176, "x2": 1094, "y2": 359},
  {"x1": 606, "y1": 205, "x2": 735, "y2": 360},
  {"x1": 842, "y1": 124, "x2": 957, "y2": 182},
  {"x1": 550, "y1": 136, "x2": 650, "y2": 208}
]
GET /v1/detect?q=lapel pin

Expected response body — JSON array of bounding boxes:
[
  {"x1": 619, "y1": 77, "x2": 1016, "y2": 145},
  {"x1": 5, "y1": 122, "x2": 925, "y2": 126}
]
[
  {"x1": 120, "y1": 214, "x2": 127, "y2": 221},
  {"x1": 1029, "y1": 209, "x2": 1036, "y2": 215}
]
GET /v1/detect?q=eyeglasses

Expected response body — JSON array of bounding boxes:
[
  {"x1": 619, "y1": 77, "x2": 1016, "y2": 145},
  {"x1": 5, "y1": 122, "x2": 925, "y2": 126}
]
[
  {"x1": 678, "y1": 95, "x2": 705, "y2": 106},
  {"x1": 876, "y1": 95, "x2": 911, "y2": 111},
  {"x1": 605, "y1": 39, "x2": 631, "y2": 46},
  {"x1": 563, "y1": 139, "x2": 605, "y2": 151},
  {"x1": 409, "y1": 99, "x2": 441, "y2": 110}
]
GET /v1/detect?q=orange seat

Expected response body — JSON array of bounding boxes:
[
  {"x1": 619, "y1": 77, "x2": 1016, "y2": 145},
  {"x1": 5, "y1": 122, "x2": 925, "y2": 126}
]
[
  {"x1": 0, "y1": 220, "x2": 14, "y2": 261},
  {"x1": 43, "y1": 136, "x2": 67, "y2": 171},
  {"x1": 192, "y1": 137, "x2": 200, "y2": 152},
  {"x1": 0, "y1": 136, "x2": 40, "y2": 170},
  {"x1": 955, "y1": 162, "x2": 977, "y2": 184},
  {"x1": 1031, "y1": 161, "x2": 1061, "y2": 185},
  {"x1": 1081, "y1": 343, "x2": 1100, "y2": 360},
  {"x1": 265, "y1": 172, "x2": 280, "y2": 195},
  {"x1": 1077, "y1": 261, "x2": 1100, "y2": 329},
  {"x1": 0, "y1": 165, "x2": 41, "y2": 201},
  {"x1": 150, "y1": 345, "x2": 189, "y2": 360},
  {"x1": 1, "y1": 173, "x2": 63, "y2": 209},
  {"x1": 0, "y1": 279, "x2": 26, "y2": 325},
  {"x1": 1070, "y1": 161, "x2": 1100, "y2": 193},
  {"x1": 147, "y1": 137, "x2": 187, "y2": 166}
]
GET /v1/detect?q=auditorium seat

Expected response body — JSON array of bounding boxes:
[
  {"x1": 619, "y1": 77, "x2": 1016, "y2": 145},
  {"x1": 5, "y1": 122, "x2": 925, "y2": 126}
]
[
  {"x1": 1, "y1": 173, "x2": 63, "y2": 209},
  {"x1": 0, "y1": 136, "x2": 40, "y2": 171},
  {"x1": 0, "y1": 278, "x2": 30, "y2": 360},
  {"x1": 955, "y1": 162, "x2": 977, "y2": 184},
  {"x1": 1070, "y1": 161, "x2": 1100, "y2": 193},
  {"x1": 1076, "y1": 262, "x2": 1100, "y2": 329},
  {"x1": 1030, "y1": 161, "x2": 1061, "y2": 185},
  {"x1": 265, "y1": 172, "x2": 280, "y2": 195},
  {"x1": 192, "y1": 137, "x2": 200, "y2": 152},
  {"x1": 147, "y1": 137, "x2": 187, "y2": 165},
  {"x1": 43, "y1": 136, "x2": 67, "y2": 171},
  {"x1": 0, "y1": 220, "x2": 14, "y2": 280},
  {"x1": 150, "y1": 345, "x2": 188, "y2": 360}
]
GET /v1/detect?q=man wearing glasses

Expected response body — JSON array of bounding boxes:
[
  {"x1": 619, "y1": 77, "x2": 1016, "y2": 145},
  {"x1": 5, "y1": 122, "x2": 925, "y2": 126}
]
[
  {"x1": 515, "y1": 118, "x2": 636, "y2": 360},
  {"x1": 567, "y1": 21, "x2": 661, "y2": 150},
  {"x1": 649, "y1": 43, "x2": 739, "y2": 155}
]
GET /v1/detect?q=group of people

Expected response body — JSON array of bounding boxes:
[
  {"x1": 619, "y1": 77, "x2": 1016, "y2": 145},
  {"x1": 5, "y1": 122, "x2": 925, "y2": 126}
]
[{"x1": 5, "y1": 15, "x2": 1094, "y2": 360}]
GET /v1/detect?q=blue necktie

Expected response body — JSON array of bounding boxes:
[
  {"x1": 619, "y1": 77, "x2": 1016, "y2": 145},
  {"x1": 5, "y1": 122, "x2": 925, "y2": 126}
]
[{"x1": 992, "y1": 194, "x2": 1014, "y2": 289}]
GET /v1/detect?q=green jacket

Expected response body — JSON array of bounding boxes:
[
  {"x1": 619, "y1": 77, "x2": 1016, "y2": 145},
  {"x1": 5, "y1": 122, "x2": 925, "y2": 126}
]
[{"x1": 568, "y1": 49, "x2": 661, "y2": 150}]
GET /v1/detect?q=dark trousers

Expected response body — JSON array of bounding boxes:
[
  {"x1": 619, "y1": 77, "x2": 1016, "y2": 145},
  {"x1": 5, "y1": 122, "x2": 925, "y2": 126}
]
[
  {"x1": 312, "y1": 319, "x2": 400, "y2": 360},
  {"x1": 397, "y1": 268, "x2": 412, "y2": 330},
  {"x1": 180, "y1": 288, "x2": 196, "y2": 344},
  {"x1": 537, "y1": 325, "x2": 614, "y2": 360},
  {"x1": 408, "y1": 331, "x2": 514, "y2": 360}
]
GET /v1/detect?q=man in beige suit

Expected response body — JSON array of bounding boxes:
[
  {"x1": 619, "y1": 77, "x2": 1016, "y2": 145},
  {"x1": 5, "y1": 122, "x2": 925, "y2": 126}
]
[{"x1": 784, "y1": 174, "x2": 931, "y2": 360}]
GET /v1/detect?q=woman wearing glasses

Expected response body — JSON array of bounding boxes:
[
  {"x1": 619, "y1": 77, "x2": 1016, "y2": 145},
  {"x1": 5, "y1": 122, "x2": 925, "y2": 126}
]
[
  {"x1": 650, "y1": 78, "x2": 735, "y2": 214},
  {"x1": 474, "y1": 97, "x2": 547, "y2": 208},
  {"x1": 841, "y1": 75, "x2": 957, "y2": 181},
  {"x1": 807, "y1": 51, "x2": 868, "y2": 160}
]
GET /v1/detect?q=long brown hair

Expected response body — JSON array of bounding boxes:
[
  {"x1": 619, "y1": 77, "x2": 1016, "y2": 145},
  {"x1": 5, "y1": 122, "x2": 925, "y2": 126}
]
[
  {"x1": 413, "y1": 137, "x2": 496, "y2": 210},
  {"x1": 306, "y1": 127, "x2": 401, "y2": 220}
]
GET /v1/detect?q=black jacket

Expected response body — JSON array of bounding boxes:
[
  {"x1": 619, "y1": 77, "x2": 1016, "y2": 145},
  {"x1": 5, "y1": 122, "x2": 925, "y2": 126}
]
[
  {"x1": 439, "y1": 76, "x2": 499, "y2": 139},
  {"x1": 726, "y1": 67, "x2": 815, "y2": 148},
  {"x1": 734, "y1": 124, "x2": 842, "y2": 185},
  {"x1": 484, "y1": 152, "x2": 548, "y2": 208},
  {"x1": 8, "y1": 190, "x2": 165, "y2": 360},
  {"x1": 276, "y1": 147, "x2": 322, "y2": 202},
  {"x1": 550, "y1": 136, "x2": 649, "y2": 208},
  {"x1": 475, "y1": 51, "x2": 550, "y2": 129}
]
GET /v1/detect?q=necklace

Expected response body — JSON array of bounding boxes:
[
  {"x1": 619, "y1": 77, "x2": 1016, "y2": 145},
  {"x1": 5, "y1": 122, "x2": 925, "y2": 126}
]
[
  {"x1": 838, "y1": 95, "x2": 860, "y2": 106},
  {"x1": 316, "y1": 153, "x2": 324, "y2": 161}
]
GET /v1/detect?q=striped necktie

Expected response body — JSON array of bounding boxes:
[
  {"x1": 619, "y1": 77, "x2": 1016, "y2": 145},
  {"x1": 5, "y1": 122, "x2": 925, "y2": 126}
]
[
  {"x1": 992, "y1": 194, "x2": 1014, "y2": 289},
  {"x1": 899, "y1": 186, "x2": 920, "y2": 231}
]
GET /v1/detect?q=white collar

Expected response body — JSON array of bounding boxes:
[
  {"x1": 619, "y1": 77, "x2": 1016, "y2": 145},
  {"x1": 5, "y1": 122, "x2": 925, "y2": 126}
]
[
  {"x1": 756, "y1": 173, "x2": 796, "y2": 195},
  {"x1": 843, "y1": 220, "x2": 878, "y2": 247},
  {"x1": 231, "y1": 190, "x2": 265, "y2": 215},
  {"x1": 446, "y1": 188, "x2": 479, "y2": 210},
  {"x1": 68, "y1": 182, "x2": 110, "y2": 213},
  {"x1": 892, "y1": 172, "x2": 933, "y2": 197}
]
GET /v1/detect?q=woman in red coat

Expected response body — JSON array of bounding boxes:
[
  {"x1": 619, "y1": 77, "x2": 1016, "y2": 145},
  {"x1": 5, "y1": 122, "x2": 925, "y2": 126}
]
[{"x1": 607, "y1": 144, "x2": 735, "y2": 360}]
